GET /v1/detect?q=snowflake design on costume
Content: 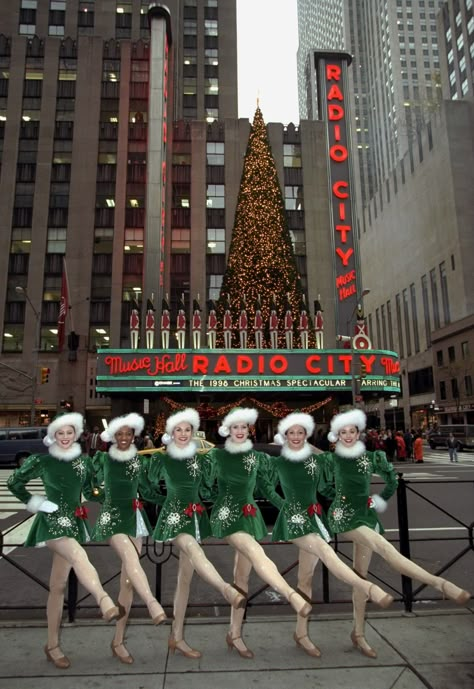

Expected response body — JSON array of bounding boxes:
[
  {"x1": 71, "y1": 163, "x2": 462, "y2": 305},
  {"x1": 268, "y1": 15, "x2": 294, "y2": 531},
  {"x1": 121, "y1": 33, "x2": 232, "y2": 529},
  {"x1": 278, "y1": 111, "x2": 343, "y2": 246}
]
[
  {"x1": 186, "y1": 455, "x2": 201, "y2": 479},
  {"x1": 213, "y1": 493, "x2": 240, "y2": 529},
  {"x1": 356, "y1": 453, "x2": 372, "y2": 475},
  {"x1": 125, "y1": 456, "x2": 141, "y2": 480},
  {"x1": 304, "y1": 456, "x2": 320, "y2": 478},
  {"x1": 242, "y1": 451, "x2": 258, "y2": 474},
  {"x1": 285, "y1": 500, "x2": 307, "y2": 533},
  {"x1": 46, "y1": 499, "x2": 80, "y2": 539},
  {"x1": 97, "y1": 503, "x2": 121, "y2": 533},
  {"x1": 71, "y1": 457, "x2": 88, "y2": 480},
  {"x1": 331, "y1": 495, "x2": 356, "y2": 530},
  {"x1": 164, "y1": 499, "x2": 187, "y2": 530}
]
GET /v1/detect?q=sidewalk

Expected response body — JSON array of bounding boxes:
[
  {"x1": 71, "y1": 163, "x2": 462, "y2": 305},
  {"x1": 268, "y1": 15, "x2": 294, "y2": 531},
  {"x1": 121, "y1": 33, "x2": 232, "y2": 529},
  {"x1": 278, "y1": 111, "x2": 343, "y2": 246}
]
[{"x1": 1, "y1": 607, "x2": 473, "y2": 689}]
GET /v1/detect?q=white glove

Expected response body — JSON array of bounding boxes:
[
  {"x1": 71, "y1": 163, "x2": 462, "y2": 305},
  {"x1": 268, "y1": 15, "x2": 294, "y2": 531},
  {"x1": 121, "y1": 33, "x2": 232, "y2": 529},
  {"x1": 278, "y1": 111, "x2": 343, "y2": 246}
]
[
  {"x1": 26, "y1": 495, "x2": 58, "y2": 513},
  {"x1": 369, "y1": 494, "x2": 388, "y2": 513}
]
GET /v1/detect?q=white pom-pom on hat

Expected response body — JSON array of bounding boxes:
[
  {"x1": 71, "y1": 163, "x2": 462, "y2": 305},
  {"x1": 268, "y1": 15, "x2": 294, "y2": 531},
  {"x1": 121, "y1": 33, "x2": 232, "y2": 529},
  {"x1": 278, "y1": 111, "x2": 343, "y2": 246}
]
[
  {"x1": 218, "y1": 407, "x2": 258, "y2": 438},
  {"x1": 161, "y1": 433, "x2": 172, "y2": 445},
  {"x1": 273, "y1": 433, "x2": 285, "y2": 446},
  {"x1": 101, "y1": 413, "x2": 145, "y2": 443}
]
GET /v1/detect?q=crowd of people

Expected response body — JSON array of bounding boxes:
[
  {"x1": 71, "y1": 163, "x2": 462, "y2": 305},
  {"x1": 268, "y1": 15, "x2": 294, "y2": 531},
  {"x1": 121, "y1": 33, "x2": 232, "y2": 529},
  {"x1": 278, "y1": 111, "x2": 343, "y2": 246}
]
[{"x1": 7, "y1": 407, "x2": 469, "y2": 668}]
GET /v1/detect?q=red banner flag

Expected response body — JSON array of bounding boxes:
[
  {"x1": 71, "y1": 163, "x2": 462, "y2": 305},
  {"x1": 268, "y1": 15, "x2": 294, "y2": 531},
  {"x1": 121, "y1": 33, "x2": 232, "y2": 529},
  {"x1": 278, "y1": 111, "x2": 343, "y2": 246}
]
[{"x1": 58, "y1": 261, "x2": 69, "y2": 352}]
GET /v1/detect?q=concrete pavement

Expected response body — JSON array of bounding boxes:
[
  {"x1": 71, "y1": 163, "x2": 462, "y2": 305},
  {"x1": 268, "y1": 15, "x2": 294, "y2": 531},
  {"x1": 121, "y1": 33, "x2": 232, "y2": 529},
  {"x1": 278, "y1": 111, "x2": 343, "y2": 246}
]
[{"x1": 1, "y1": 607, "x2": 473, "y2": 689}]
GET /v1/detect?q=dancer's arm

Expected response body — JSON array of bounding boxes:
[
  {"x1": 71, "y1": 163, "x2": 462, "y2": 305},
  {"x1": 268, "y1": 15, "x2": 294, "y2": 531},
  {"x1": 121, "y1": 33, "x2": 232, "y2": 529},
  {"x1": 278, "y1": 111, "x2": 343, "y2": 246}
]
[
  {"x1": 89, "y1": 450, "x2": 108, "y2": 501},
  {"x1": 316, "y1": 452, "x2": 336, "y2": 501},
  {"x1": 82, "y1": 454, "x2": 104, "y2": 502},
  {"x1": 142, "y1": 450, "x2": 167, "y2": 504},
  {"x1": 6, "y1": 454, "x2": 53, "y2": 512},
  {"x1": 199, "y1": 449, "x2": 218, "y2": 502},
  {"x1": 372, "y1": 450, "x2": 398, "y2": 504},
  {"x1": 255, "y1": 454, "x2": 284, "y2": 510}
]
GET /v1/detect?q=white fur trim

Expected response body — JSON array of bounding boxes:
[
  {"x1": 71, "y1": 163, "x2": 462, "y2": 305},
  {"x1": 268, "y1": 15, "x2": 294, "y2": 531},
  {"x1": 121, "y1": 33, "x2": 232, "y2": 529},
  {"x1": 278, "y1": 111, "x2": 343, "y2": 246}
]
[
  {"x1": 277, "y1": 413, "x2": 315, "y2": 440},
  {"x1": 329, "y1": 409, "x2": 366, "y2": 439},
  {"x1": 224, "y1": 438, "x2": 253, "y2": 454},
  {"x1": 165, "y1": 408, "x2": 200, "y2": 436},
  {"x1": 27, "y1": 495, "x2": 46, "y2": 513},
  {"x1": 281, "y1": 443, "x2": 313, "y2": 462},
  {"x1": 167, "y1": 441, "x2": 198, "y2": 460},
  {"x1": 334, "y1": 439, "x2": 366, "y2": 458},
  {"x1": 44, "y1": 413, "x2": 84, "y2": 446},
  {"x1": 101, "y1": 413, "x2": 144, "y2": 443},
  {"x1": 370, "y1": 494, "x2": 388, "y2": 513},
  {"x1": 108, "y1": 444, "x2": 138, "y2": 461},
  {"x1": 48, "y1": 442, "x2": 82, "y2": 461},
  {"x1": 219, "y1": 407, "x2": 258, "y2": 437}
]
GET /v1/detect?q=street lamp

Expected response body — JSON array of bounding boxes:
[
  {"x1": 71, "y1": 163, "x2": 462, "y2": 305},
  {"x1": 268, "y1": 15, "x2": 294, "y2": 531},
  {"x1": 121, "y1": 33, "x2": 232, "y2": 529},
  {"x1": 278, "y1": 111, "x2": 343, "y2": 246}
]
[{"x1": 15, "y1": 286, "x2": 41, "y2": 426}]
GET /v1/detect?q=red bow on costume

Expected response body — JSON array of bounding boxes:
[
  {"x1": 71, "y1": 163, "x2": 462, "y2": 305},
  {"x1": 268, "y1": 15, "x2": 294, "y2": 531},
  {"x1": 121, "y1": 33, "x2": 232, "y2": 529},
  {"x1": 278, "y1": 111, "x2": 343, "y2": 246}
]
[
  {"x1": 367, "y1": 497, "x2": 374, "y2": 508},
  {"x1": 132, "y1": 499, "x2": 143, "y2": 511},
  {"x1": 242, "y1": 503, "x2": 257, "y2": 517},
  {"x1": 184, "y1": 502, "x2": 205, "y2": 517},
  {"x1": 307, "y1": 503, "x2": 322, "y2": 517},
  {"x1": 74, "y1": 506, "x2": 89, "y2": 519}
]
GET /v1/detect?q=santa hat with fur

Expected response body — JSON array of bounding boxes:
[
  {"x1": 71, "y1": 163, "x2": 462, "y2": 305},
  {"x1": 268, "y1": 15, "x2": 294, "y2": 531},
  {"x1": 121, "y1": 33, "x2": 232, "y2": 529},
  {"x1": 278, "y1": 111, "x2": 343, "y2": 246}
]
[
  {"x1": 328, "y1": 408, "x2": 366, "y2": 443},
  {"x1": 274, "y1": 412, "x2": 315, "y2": 446},
  {"x1": 101, "y1": 413, "x2": 145, "y2": 444},
  {"x1": 218, "y1": 407, "x2": 258, "y2": 438},
  {"x1": 43, "y1": 412, "x2": 84, "y2": 447},
  {"x1": 162, "y1": 408, "x2": 200, "y2": 445}
]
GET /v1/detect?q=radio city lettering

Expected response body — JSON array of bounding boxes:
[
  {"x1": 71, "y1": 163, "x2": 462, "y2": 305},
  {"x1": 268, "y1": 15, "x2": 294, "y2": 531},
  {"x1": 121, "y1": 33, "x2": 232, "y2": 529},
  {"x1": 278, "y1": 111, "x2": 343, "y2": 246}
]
[
  {"x1": 101, "y1": 351, "x2": 399, "y2": 380},
  {"x1": 322, "y1": 59, "x2": 358, "y2": 307}
]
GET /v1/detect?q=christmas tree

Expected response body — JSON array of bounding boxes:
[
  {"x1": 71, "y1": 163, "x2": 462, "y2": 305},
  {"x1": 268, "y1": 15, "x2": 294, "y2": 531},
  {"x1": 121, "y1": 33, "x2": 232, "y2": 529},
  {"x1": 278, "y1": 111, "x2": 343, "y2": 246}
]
[{"x1": 217, "y1": 106, "x2": 312, "y2": 348}]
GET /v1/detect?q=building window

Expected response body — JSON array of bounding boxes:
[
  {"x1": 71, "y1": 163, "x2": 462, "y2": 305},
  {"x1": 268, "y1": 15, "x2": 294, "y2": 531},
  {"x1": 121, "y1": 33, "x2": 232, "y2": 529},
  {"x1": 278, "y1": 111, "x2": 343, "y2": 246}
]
[
  {"x1": 396, "y1": 293, "x2": 404, "y2": 358},
  {"x1": 448, "y1": 345, "x2": 455, "y2": 363},
  {"x1": 284, "y1": 185, "x2": 304, "y2": 210},
  {"x1": 403, "y1": 288, "x2": 412, "y2": 356},
  {"x1": 439, "y1": 261, "x2": 450, "y2": 325},
  {"x1": 206, "y1": 142, "x2": 224, "y2": 165},
  {"x1": 204, "y1": 20, "x2": 218, "y2": 36},
  {"x1": 421, "y1": 274, "x2": 431, "y2": 348},
  {"x1": 171, "y1": 229, "x2": 190, "y2": 253},
  {"x1": 436, "y1": 350, "x2": 443, "y2": 366},
  {"x1": 283, "y1": 144, "x2": 301, "y2": 167},
  {"x1": 206, "y1": 184, "x2": 225, "y2": 208},
  {"x1": 208, "y1": 274, "x2": 222, "y2": 301},
  {"x1": 381, "y1": 304, "x2": 387, "y2": 349},
  {"x1": 205, "y1": 78, "x2": 219, "y2": 95},
  {"x1": 430, "y1": 268, "x2": 440, "y2": 329},
  {"x1": 465, "y1": 375, "x2": 473, "y2": 397},
  {"x1": 207, "y1": 228, "x2": 225, "y2": 254},
  {"x1": 375, "y1": 308, "x2": 381, "y2": 349},
  {"x1": 410, "y1": 283, "x2": 420, "y2": 353},
  {"x1": 461, "y1": 341, "x2": 469, "y2": 359},
  {"x1": 439, "y1": 380, "x2": 447, "y2": 400},
  {"x1": 451, "y1": 378, "x2": 459, "y2": 399},
  {"x1": 386, "y1": 300, "x2": 394, "y2": 350}
]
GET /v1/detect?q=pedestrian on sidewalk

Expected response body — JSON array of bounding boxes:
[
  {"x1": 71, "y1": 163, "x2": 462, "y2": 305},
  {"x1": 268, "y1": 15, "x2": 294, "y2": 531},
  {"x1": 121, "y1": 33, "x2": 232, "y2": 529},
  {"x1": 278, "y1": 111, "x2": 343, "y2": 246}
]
[
  {"x1": 395, "y1": 431, "x2": 407, "y2": 461},
  {"x1": 7, "y1": 412, "x2": 122, "y2": 670},
  {"x1": 321, "y1": 408, "x2": 471, "y2": 660},
  {"x1": 413, "y1": 433, "x2": 424, "y2": 463},
  {"x1": 447, "y1": 433, "x2": 458, "y2": 462}
]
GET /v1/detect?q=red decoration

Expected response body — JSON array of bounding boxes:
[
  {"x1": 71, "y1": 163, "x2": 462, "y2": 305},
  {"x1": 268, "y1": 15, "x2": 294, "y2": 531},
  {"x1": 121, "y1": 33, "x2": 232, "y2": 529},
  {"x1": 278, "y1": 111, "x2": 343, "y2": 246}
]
[
  {"x1": 74, "y1": 506, "x2": 89, "y2": 519},
  {"x1": 307, "y1": 503, "x2": 322, "y2": 517},
  {"x1": 242, "y1": 503, "x2": 257, "y2": 517},
  {"x1": 184, "y1": 502, "x2": 205, "y2": 517},
  {"x1": 132, "y1": 499, "x2": 143, "y2": 511}
]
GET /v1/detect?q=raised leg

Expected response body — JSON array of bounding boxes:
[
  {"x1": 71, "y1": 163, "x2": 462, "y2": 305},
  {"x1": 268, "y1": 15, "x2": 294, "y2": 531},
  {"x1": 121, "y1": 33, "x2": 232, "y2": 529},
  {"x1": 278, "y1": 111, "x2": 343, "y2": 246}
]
[
  {"x1": 111, "y1": 564, "x2": 134, "y2": 664},
  {"x1": 345, "y1": 526, "x2": 471, "y2": 604},
  {"x1": 46, "y1": 537, "x2": 119, "y2": 621},
  {"x1": 350, "y1": 539, "x2": 377, "y2": 658},
  {"x1": 45, "y1": 552, "x2": 72, "y2": 668},
  {"x1": 109, "y1": 534, "x2": 166, "y2": 624}
]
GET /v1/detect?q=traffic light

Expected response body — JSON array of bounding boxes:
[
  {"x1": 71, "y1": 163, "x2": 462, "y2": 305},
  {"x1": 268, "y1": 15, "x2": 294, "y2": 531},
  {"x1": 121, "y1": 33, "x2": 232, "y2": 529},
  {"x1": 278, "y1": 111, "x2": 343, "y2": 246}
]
[
  {"x1": 360, "y1": 363, "x2": 368, "y2": 379},
  {"x1": 40, "y1": 367, "x2": 50, "y2": 384}
]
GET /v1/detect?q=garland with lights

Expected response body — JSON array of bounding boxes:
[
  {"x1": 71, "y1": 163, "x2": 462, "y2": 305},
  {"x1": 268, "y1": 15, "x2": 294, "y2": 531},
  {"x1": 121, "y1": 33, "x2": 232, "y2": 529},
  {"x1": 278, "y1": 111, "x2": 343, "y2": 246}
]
[{"x1": 159, "y1": 395, "x2": 332, "y2": 419}]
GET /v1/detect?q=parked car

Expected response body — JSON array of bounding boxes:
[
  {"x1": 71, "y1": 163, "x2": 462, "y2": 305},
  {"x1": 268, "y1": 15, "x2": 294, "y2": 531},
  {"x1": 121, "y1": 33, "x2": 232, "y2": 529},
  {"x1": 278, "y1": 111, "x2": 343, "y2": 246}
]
[
  {"x1": 427, "y1": 425, "x2": 474, "y2": 451},
  {"x1": 0, "y1": 427, "x2": 48, "y2": 467}
]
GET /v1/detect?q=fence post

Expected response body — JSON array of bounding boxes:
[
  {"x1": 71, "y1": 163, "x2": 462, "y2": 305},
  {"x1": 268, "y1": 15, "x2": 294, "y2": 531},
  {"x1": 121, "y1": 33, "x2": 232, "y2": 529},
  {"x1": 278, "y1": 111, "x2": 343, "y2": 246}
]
[
  {"x1": 396, "y1": 473, "x2": 413, "y2": 612},
  {"x1": 67, "y1": 569, "x2": 78, "y2": 622}
]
